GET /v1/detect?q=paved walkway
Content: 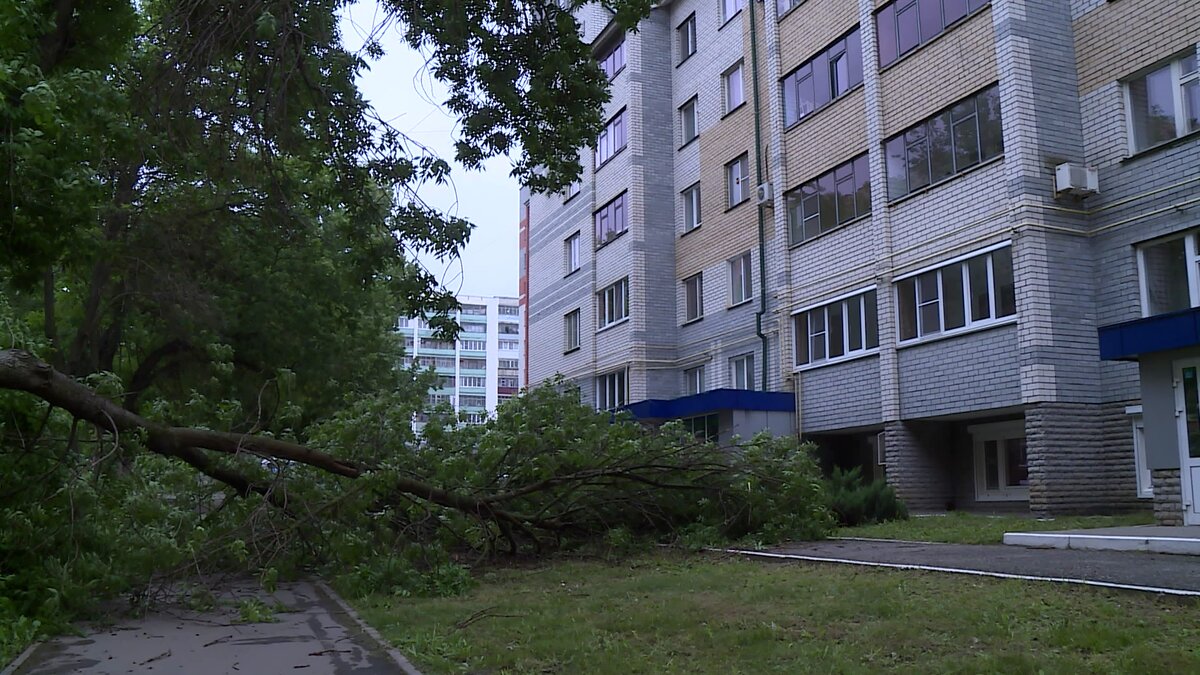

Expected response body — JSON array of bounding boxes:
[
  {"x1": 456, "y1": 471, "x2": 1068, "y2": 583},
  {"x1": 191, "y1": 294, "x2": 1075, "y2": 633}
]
[
  {"x1": 5, "y1": 581, "x2": 419, "y2": 675},
  {"x1": 724, "y1": 538, "x2": 1200, "y2": 595},
  {"x1": 1004, "y1": 524, "x2": 1200, "y2": 555}
]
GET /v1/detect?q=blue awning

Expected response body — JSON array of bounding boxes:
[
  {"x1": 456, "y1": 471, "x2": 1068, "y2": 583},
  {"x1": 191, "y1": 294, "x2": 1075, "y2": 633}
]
[
  {"x1": 1098, "y1": 307, "x2": 1200, "y2": 360},
  {"x1": 622, "y1": 388, "x2": 794, "y2": 420}
]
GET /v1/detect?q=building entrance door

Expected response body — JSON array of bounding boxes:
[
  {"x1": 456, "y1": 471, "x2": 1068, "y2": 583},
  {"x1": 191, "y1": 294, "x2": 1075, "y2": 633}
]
[{"x1": 1172, "y1": 359, "x2": 1200, "y2": 525}]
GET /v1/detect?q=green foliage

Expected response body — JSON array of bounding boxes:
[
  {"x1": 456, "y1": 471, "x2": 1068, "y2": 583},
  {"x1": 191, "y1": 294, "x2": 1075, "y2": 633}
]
[
  {"x1": 826, "y1": 466, "x2": 908, "y2": 527},
  {"x1": 235, "y1": 598, "x2": 279, "y2": 624}
]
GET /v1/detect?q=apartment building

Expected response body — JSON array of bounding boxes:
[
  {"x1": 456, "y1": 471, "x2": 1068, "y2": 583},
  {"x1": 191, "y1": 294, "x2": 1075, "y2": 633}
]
[
  {"x1": 521, "y1": 0, "x2": 1200, "y2": 524},
  {"x1": 399, "y1": 295, "x2": 524, "y2": 428}
]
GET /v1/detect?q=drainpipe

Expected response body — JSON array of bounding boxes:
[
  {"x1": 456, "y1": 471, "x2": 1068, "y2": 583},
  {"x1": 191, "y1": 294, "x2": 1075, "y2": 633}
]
[{"x1": 748, "y1": 0, "x2": 769, "y2": 391}]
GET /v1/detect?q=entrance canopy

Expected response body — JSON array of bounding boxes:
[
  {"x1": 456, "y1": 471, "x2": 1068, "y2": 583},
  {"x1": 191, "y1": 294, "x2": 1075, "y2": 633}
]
[
  {"x1": 1099, "y1": 307, "x2": 1200, "y2": 361},
  {"x1": 622, "y1": 388, "x2": 794, "y2": 421}
]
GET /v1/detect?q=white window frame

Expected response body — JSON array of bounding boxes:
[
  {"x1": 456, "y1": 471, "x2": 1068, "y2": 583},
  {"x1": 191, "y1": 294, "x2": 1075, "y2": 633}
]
[
  {"x1": 896, "y1": 243, "x2": 1016, "y2": 343},
  {"x1": 723, "y1": 62, "x2": 745, "y2": 112},
  {"x1": 565, "y1": 232, "x2": 581, "y2": 274},
  {"x1": 680, "y1": 96, "x2": 698, "y2": 146},
  {"x1": 682, "y1": 183, "x2": 702, "y2": 232},
  {"x1": 721, "y1": 0, "x2": 746, "y2": 23},
  {"x1": 792, "y1": 286, "x2": 879, "y2": 369},
  {"x1": 1124, "y1": 49, "x2": 1200, "y2": 154},
  {"x1": 596, "y1": 368, "x2": 628, "y2": 410},
  {"x1": 683, "y1": 273, "x2": 704, "y2": 323},
  {"x1": 729, "y1": 353, "x2": 755, "y2": 390},
  {"x1": 727, "y1": 154, "x2": 749, "y2": 208},
  {"x1": 598, "y1": 278, "x2": 630, "y2": 329},
  {"x1": 730, "y1": 252, "x2": 753, "y2": 306},
  {"x1": 968, "y1": 420, "x2": 1029, "y2": 502},
  {"x1": 564, "y1": 309, "x2": 580, "y2": 352},
  {"x1": 1127, "y1": 406, "x2": 1154, "y2": 499},
  {"x1": 1136, "y1": 229, "x2": 1200, "y2": 317},
  {"x1": 684, "y1": 365, "x2": 705, "y2": 395},
  {"x1": 498, "y1": 359, "x2": 520, "y2": 369},
  {"x1": 678, "y1": 14, "x2": 697, "y2": 63},
  {"x1": 460, "y1": 376, "x2": 486, "y2": 388}
]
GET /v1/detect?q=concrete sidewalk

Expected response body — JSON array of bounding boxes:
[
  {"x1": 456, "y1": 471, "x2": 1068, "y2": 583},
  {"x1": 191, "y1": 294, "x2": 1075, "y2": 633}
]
[
  {"x1": 5, "y1": 581, "x2": 419, "y2": 675},
  {"x1": 1004, "y1": 525, "x2": 1200, "y2": 555},
  {"x1": 725, "y1": 538, "x2": 1200, "y2": 595}
]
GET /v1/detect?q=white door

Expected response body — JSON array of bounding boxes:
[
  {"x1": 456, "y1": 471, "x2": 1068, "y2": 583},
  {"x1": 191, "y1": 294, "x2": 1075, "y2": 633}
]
[{"x1": 1172, "y1": 359, "x2": 1200, "y2": 525}]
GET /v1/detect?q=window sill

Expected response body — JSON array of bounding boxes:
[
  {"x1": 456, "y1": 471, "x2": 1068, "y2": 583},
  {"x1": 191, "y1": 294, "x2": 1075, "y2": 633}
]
[
  {"x1": 794, "y1": 348, "x2": 880, "y2": 373},
  {"x1": 724, "y1": 198, "x2": 750, "y2": 214},
  {"x1": 563, "y1": 346, "x2": 581, "y2": 356},
  {"x1": 595, "y1": 228, "x2": 628, "y2": 251},
  {"x1": 679, "y1": 135, "x2": 698, "y2": 152},
  {"x1": 682, "y1": 316, "x2": 704, "y2": 327},
  {"x1": 777, "y1": 1, "x2": 806, "y2": 23},
  {"x1": 595, "y1": 146, "x2": 627, "y2": 172},
  {"x1": 1122, "y1": 129, "x2": 1200, "y2": 164},
  {"x1": 886, "y1": 153, "x2": 1005, "y2": 208},
  {"x1": 677, "y1": 51, "x2": 696, "y2": 69},
  {"x1": 783, "y1": 83, "x2": 864, "y2": 135},
  {"x1": 721, "y1": 101, "x2": 747, "y2": 121},
  {"x1": 563, "y1": 191, "x2": 581, "y2": 205},
  {"x1": 727, "y1": 299, "x2": 754, "y2": 311},
  {"x1": 718, "y1": 9, "x2": 742, "y2": 32},
  {"x1": 680, "y1": 224, "x2": 702, "y2": 238},
  {"x1": 564, "y1": 267, "x2": 582, "y2": 279},
  {"x1": 878, "y1": 4, "x2": 993, "y2": 76},
  {"x1": 788, "y1": 212, "x2": 872, "y2": 250},
  {"x1": 597, "y1": 317, "x2": 630, "y2": 334},
  {"x1": 897, "y1": 315, "x2": 1017, "y2": 350}
]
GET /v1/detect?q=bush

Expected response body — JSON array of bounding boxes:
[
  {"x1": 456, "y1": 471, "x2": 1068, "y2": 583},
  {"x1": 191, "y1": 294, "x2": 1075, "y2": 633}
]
[{"x1": 826, "y1": 467, "x2": 908, "y2": 527}]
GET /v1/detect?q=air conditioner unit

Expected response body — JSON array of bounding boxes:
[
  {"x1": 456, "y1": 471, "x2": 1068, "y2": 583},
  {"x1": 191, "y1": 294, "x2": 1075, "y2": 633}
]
[
  {"x1": 1054, "y1": 162, "x2": 1099, "y2": 198},
  {"x1": 756, "y1": 182, "x2": 774, "y2": 206}
]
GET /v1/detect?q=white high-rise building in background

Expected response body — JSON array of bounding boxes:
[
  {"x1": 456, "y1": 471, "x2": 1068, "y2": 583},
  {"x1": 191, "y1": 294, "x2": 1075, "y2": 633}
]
[{"x1": 397, "y1": 295, "x2": 524, "y2": 429}]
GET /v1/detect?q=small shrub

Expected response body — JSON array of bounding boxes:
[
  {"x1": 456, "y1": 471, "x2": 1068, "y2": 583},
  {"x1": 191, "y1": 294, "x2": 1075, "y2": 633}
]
[{"x1": 826, "y1": 467, "x2": 908, "y2": 527}]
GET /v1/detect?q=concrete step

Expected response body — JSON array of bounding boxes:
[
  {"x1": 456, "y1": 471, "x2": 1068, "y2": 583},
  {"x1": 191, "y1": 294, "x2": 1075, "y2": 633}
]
[{"x1": 1003, "y1": 530, "x2": 1200, "y2": 556}]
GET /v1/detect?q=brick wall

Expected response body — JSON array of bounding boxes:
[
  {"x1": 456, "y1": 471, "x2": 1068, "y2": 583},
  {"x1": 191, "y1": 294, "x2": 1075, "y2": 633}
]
[{"x1": 1151, "y1": 469, "x2": 1184, "y2": 526}]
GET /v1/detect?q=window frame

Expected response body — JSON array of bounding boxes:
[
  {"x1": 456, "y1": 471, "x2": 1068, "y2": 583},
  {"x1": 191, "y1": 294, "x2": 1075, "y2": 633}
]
[
  {"x1": 565, "y1": 232, "x2": 581, "y2": 275},
  {"x1": 1124, "y1": 49, "x2": 1200, "y2": 155},
  {"x1": 781, "y1": 26, "x2": 864, "y2": 128},
  {"x1": 1136, "y1": 229, "x2": 1200, "y2": 317},
  {"x1": 598, "y1": 277, "x2": 631, "y2": 329},
  {"x1": 792, "y1": 287, "x2": 880, "y2": 369},
  {"x1": 682, "y1": 183, "x2": 702, "y2": 233},
  {"x1": 597, "y1": 35, "x2": 626, "y2": 80},
  {"x1": 678, "y1": 13, "x2": 697, "y2": 64},
  {"x1": 968, "y1": 420, "x2": 1029, "y2": 502},
  {"x1": 564, "y1": 309, "x2": 581, "y2": 352},
  {"x1": 875, "y1": 0, "x2": 990, "y2": 68},
  {"x1": 729, "y1": 353, "x2": 755, "y2": 390},
  {"x1": 594, "y1": 192, "x2": 629, "y2": 246},
  {"x1": 726, "y1": 154, "x2": 750, "y2": 208},
  {"x1": 683, "y1": 272, "x2": 704, "y2": 323},
  {"x1": 895, "y1": 243, "x2": 1016, "y2": 343},
  {"x1": 596, "y1": 368, "x2": 629, "y2": 411},
  {"x1": 723, "y1": 61, "x2": 745, "y2": 113},
  {"x1": 786, "y1": 153, "x2": 872, "y2": 245},
  {"x1": 684, "y1": 365, "x2": 706, "y2": 395},
  {"x1": 730, "y1": 252, "x2": 753, "y2": 306},
  {"x1": 679, "y1": 96, "x2": 699, "y2": 147},
  {"x1": 721, "y1": 0, "x2": 746, "y2": 24},
  {"x1": 594, "y1": 108, "x2": 628, "y2": 168}
]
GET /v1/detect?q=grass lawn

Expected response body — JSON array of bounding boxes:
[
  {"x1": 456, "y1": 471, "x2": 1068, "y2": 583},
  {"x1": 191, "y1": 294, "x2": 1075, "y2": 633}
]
[
  {"x1": 837, "y1": 511, "x2": 1156, "y2": 545},
  {"x1": 353, "y1": 552, "x2": 1200, "y2": 674}
]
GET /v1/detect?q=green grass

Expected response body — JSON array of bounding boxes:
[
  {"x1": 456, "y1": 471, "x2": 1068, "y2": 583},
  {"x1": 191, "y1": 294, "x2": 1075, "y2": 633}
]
[
  {"x1": 837, "y1": 511, "x2": 1156, "y2": 545},
  {"x1": 353, "y1": 552, "x2": 1200, "y2": 674}
]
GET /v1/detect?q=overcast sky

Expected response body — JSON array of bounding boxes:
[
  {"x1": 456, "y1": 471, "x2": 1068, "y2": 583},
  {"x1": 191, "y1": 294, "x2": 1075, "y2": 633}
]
[{"x1": 340, "y1": 3, "x2": 520, "y2": 299}]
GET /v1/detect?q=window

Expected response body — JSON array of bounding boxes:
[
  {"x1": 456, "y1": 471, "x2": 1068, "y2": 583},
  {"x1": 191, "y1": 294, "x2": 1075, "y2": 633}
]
[
  {"x1": 598, "y1": 36, "x2": 626, "y2": 80},
  {"x1": 793, "y1": 290, "x2": 879, "y2": 366},
  {"x1": 461, "y1": 322, "x2": 487, "y2": 334},
  {"x1": 680, "y1": 97, "x2": 699, "y2": 146},
  {"x1": 598, "y1": 278, "x2": 630, "y2": 328},
  {"x1": 595, "y1": 109, "x2": 628, "y2": 166},
  {"x1": 498, "y1": 376, "x2": 520, "y2": 388},
  {"x1": 969, "y1": 421, "x2": 1028, "y2": 501},
  {"x1": 730, "y1": 252, "x2": 753, "y2": 305},
  {"x1": 418, "y1": 356, "x2": 457, "y2": 369},
  {"x1": 428, "y1": 393, "x2": 451, "y2": 406},
  {"x1": 498, "y1": 305, "x2": 520, "y2": 316},
  {"x1": 897, "y1": 245, "x2": 1016, "y2": 341},
  {"x1": 421, "y1": 338, "x2": 455, "y2": 350},
  {"x1": 499, "y1": 322, "x2": 519, "y2": 335},
  {"x1": 460, "y1": 395, "x2": 487, "y2": 408},
  {"x1": 730, "y1": 353, "x2": 755, "y2": 390},
  {"x1": 461, "y1": 304, "x2": 487, "y2": 315},
  {"x1": 1137, "y1": 230, "x2": 1200, "y2": 316},
  {"x1": 723, "y1": 62, "x2": 745, "y2": 112},
  {"x1": 876, "y1": 0, "x2": 990, "y2": 68},
  {"x1": 460, "y1": 357, "x2": 487, "y2": 370},
  {"x1": 499, "y1": 339, "x2": 519, "y2": 351},
  {"x1": 786, "y1": 154, "x2": 871, "y2": 244},
  {"x1": 781, "y1": 27, "x2": 863, "y2": 127},
  {"x1": 464, "y1": 412, "x2": 486, "y2": 424},
  {"x1": 886, "y1": 84, "x2": 1003, "y2": 201},
  {"x1": 437, "y1": 375, "x2": 456, "y2": 389},
  {"x1": 722, "y1": 0, "x2": 745, "y2": 23},
  {"x1": 460, "y1": 339, "x2": 485, "y2": 351},
  {"x1": 678, "y1": 14, "x2": 697, "y2": 63},
  {"x1": 594, "y1": 192, "x2": 629, "y2": 245},
  {"x1": 1127, "y1": 51, "x2": 1200, "y2": 153},
  {"x1": 460, "y1": 376, "x2": 486, "y2": 388},
  {"x1": 684, "y1": 273, "x2": 704, "y2": 323},
  {"x1": 565, "y1": 232, "x2": 581, "y2": 273},
  {"x1": 684, "y1": 365, "x2": 705, "y2": 395},
  {"x1": 684, "y1": 413, "x2": 720, "y2": 442},
  {"x1": 403, "y1": 336, "x2": 415, "y2": 349},
  {"x1": 564, "y1": 180, "x2": 581, "y2": 201},
  {"x1": 726, "y1": 154, "x2": 750, "y2": 208},
  {"x1": 596, "y1": 369, "x2": 628, "y2": 410},
  {"x1": 397, "y1": 317, "x2": 411, "y2": 328},
  {"x1": 682, "y1": 183, "x2": 702, "y2": 233},
  {"x1": 498, "y1": 359, "x2": 520, "y2": 370},
  {"x1": 777, "y1": 0, "x2": 803, "y2": 14},
  {"x1": 564, "y1": 309, "x2": 581, "y2": 351}
]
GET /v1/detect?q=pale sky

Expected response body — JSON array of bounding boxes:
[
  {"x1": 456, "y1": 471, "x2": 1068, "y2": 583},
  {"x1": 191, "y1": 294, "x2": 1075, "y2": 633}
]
[{"x1": 339, "y1": 2, "x2": 520, "y2": 299}]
